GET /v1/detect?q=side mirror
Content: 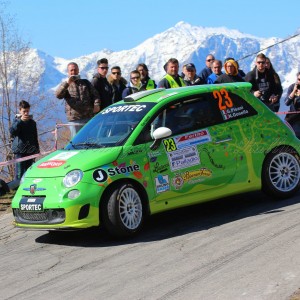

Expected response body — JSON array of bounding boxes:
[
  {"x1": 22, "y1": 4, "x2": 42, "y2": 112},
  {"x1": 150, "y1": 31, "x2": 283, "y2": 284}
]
[{"x1": 150, "y1": 127, "x2": 172, "y2": 150}]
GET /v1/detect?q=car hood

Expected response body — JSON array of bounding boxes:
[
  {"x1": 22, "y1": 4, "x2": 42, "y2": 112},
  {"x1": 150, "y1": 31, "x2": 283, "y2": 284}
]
[{"x1": 25, "y1": 147, "x2": 122, "y2": 178}]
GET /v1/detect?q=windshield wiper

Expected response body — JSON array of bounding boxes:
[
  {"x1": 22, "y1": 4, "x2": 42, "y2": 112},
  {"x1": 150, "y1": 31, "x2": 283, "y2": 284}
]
[
  {"x1": 71, "y1": 142, "x2": 104, "y2": 149},
  {"x1": 69, "y1": 141, "x2": 78, "y2": 149}
]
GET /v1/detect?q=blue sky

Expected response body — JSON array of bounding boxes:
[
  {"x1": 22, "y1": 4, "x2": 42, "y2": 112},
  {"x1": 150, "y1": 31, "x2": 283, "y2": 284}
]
[{"x1": 5, "y1": 0, "x2": 300, "y2": 59}]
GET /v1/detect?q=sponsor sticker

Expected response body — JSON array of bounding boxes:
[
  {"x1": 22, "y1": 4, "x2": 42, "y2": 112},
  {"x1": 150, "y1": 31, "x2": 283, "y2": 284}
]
[
  {"x1": 92, "y1": 164, "x2": 141, "y2": 182},
  {"x1": 173, "y1": 129, "x2": 211, "y2": 149},
  {"x1": 49, "y1": 152, "x2": 79, "y2": 160},
  {"x1": 167, "y1": 146, "x2": 200, "y2": 171},
  {"x1": 93, "y1": 169, "x2": 108, "y2": 183},
  {"x1": 101, "y1": 105, "x2": 147, "y2": 114},
  {"x1": 155, "y1": 175, "x2": 170, "y2": 193},
  {"x1": 38, "y1": 160, "x2": 66, "y2": 168},
  {"x1": 19, "y1": 197, "x2": 45, "y2": 212}
]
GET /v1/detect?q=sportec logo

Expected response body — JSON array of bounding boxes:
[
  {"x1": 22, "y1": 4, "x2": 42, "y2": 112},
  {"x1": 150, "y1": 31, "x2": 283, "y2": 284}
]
[{"x1": 37, "y1": 160, "x2": 66, "y2": 168}]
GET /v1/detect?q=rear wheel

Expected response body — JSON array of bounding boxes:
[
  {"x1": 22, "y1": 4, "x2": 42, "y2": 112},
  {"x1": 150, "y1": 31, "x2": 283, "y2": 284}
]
[
  {"x1": 262, "y1": 147, "x2": 300, "y2": 199},
  {"x1": 101, "y1": 183, "x2": 144, "y2": 237}
]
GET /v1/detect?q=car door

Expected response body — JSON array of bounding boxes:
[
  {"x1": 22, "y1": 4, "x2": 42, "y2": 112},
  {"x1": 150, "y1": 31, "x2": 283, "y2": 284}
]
[
  {"x1": 148, "y1": 96, "x2": 239, "y2": 204},
  {"x1": 133, "y1": 89, "x2": 258, "y2": 209}
]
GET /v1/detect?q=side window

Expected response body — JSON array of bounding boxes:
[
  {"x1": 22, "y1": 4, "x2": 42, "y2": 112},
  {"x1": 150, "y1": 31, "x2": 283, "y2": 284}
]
[
  {"x1": 210, "y1": 89, "x2": 258, "y2": 123},
  {"x1": 134, "y1": 89, "x2": 257, "y2": 145}
]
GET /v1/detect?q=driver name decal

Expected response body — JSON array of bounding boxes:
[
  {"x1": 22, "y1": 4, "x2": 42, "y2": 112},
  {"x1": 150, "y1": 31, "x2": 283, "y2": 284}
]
[{"x1": 221, "y1": 105, "x2": 249, "y2": 121}]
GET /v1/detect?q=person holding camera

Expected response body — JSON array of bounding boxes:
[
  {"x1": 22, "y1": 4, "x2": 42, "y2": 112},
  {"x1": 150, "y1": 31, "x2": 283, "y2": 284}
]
[
  {"x1": 55, "y1": 62, "x2": 101, "y2": 138},
  {"x1": 245, "y1": 53, "x2": 282, "y2": 112},
  {"x1": 10, "y1": 100, "x2": 40, "y2": 181},
  {"x1": 284, "y1": 72, "x2": 300, "y2": 138}
]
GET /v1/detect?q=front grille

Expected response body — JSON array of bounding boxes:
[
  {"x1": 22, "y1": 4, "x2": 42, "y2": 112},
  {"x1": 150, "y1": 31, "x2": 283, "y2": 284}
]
[
  {"x1": 13, "y1": 208, "x2": 65, "y2": 225},
  {"x1": 18, "y1": 211, "x2": 48, "y2": 221}
]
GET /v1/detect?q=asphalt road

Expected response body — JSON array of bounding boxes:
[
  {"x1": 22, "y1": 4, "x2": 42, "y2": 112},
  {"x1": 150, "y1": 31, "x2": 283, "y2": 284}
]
[{"x1": 1, "y1": 191, "x2": 300, "y2": 300}]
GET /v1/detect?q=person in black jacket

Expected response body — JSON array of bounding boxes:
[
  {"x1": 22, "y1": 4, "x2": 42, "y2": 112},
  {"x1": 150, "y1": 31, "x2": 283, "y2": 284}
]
[
  {"x1": 108, "y1": 66, "x2": 127, "y2": 103},
  {"x1": 91, "y1": 58, "x2": 113, "y2": 109},
  {"x1": 122, "y1": 70, "x2": 147, "y2": 98},
  {"x1": 284, "y1": 72, "x2": 300, "y2": 138},
  {"x1": 10, "y1": 100, "x2": 40, "y2": 180},
  {"x1": 245, "y1": 53, "x2": 282, "y2": 112}
]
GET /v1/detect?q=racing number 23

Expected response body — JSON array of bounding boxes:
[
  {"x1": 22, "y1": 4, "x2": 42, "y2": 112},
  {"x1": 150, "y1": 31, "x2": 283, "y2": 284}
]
[
  {"x1": 163, "y1": 138, "x2": 177, "y2": 152},
  {"x1": 213, "y1": 89, "x2": 233, "y2": 110}
]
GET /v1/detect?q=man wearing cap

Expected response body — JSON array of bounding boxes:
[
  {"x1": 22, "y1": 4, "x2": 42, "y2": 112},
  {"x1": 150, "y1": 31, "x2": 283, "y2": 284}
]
[
  {"x1": 158, "y1": 58, "x2": 186, "y2": 89},
  {"x1": 91, "y1": 58, "x2": 113, "y2": 110},
  {"x1": 183, "y1": 63, "x2": 203, "y2": 86},
  {"x1": 215, "y1": 59, "x2": 244, "y2": 83}
]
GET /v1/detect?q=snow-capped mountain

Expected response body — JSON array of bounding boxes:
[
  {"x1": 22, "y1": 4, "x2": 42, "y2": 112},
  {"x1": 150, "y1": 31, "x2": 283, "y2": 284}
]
[
  {"x1": 26, "y1": 21, "x2": 300, "y2": 121},
  {"x1": 44, "y1": 21, "x2": 299, "y2": 92}
]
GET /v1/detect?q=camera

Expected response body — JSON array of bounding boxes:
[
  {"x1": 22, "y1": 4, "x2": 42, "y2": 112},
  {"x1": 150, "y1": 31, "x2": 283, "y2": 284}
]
[
  {"x1": 70, "y1": 75, "x2": 80, "y2": 81},
  {"x1": 260, "y1": 90, "x2": 269, "y2": 102},
  {"x1": 297, "y1": 84, "x2": 300, "y2": 89},
  {"x1": 15, "y1": 114, "x2": 32, "y2": 119}
]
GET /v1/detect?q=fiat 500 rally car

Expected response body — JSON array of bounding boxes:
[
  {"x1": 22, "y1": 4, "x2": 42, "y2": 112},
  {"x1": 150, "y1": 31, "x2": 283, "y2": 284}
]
[{"x1": 12, "y1": 83, "x2": 300, "y2": 237}]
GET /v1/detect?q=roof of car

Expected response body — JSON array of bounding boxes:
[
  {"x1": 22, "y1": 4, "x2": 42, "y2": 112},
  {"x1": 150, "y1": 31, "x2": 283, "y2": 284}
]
[{"x1": 122, "y1": 82, "x2": 252, "y2": 104}]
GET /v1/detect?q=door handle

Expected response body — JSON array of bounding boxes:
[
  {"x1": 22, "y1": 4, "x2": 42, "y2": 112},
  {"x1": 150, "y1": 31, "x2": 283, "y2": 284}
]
[{"x1": 213, "y1": 137, "x2": 232, "y2": 144}]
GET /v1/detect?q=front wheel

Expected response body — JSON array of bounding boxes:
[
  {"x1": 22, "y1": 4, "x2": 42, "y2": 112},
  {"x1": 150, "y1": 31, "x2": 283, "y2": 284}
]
[
  {"x1": 262, "y1": 148, "x2": 300, "y2": 199},
  {"x1": 101, "y1": 183, "x2": 144, "y2": 237}
]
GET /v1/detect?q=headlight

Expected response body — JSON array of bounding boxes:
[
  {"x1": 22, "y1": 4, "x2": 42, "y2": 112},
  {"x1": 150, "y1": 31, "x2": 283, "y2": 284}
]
[
  {"x1": 63, "y1": 170, "x2": 83, "y2": 188},
  {"x1": 20, "y1": 172, "x2": 27, "y2": 185}
]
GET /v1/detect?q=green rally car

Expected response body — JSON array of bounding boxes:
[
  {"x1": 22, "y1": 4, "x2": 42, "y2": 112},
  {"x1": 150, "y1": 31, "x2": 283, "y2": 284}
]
[{"x1": 11, "y1": 83, "x2": 300, "y2": 237}]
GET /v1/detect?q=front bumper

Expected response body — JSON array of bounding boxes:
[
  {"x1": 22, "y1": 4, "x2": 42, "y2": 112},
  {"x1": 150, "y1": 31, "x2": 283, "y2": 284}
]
[{"x1": 11, "y1": 177, "x2": 103, "y2": 229}]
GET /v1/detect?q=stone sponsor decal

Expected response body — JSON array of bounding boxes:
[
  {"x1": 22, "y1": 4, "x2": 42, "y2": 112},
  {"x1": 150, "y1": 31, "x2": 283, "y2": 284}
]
[{"x1": 92, "y1": 164, "x2": 141, "y2": 183}]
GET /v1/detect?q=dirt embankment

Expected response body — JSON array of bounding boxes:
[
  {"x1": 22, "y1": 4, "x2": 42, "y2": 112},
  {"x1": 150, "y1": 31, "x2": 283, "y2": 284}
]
[{"x1": 0, "y1": 191, "x2": 14, "y2": 217}]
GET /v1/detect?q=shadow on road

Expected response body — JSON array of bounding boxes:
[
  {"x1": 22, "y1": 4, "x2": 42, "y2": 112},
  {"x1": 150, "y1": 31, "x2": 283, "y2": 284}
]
[{"x1": 35, "y1": 190, "x2": 299, "y2": 247}]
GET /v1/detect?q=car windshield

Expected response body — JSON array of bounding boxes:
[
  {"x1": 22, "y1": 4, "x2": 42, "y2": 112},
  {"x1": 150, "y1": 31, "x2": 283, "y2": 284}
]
[{"x1": 65, "y1": 103, "x2": 155, "y2": 149}]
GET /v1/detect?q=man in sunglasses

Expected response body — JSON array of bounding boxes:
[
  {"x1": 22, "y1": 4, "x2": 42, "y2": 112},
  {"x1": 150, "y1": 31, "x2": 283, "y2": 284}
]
[
  {"x1": 108, "y1": 66, "x2": 127, "y2": 103},
  {"x1": 91, "y1": 58, "x2": 113, "y2": 110},
  {"x1": 245, "y1": 53, "x2": 282, "y2": 112},
  {"x1": 198, "y1": 54, "x2": 215, "y2": 83},
  {"x1": 122, "y1": 70, "x2": 146, "y2": 98}
]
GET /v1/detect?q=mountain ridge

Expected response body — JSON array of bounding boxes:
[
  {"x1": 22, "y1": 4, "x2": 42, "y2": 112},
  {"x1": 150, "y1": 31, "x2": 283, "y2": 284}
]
[{"x1": 24, "y1": 22, "x2": 300, "y2": 113}]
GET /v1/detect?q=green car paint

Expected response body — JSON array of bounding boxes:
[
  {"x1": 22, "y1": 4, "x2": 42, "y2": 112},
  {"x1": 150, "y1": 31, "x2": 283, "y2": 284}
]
[{"x1": 11, "y1": 83, "x2": 300, "y2": 237}]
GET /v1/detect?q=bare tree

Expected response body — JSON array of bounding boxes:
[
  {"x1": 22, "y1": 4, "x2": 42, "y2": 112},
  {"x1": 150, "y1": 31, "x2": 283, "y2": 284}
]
[{"x1": 0, "y1": 3, "x2": 47, "y2": 180}]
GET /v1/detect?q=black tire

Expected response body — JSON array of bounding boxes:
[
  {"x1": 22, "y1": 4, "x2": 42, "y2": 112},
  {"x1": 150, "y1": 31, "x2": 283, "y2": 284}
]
[
  {"x1": 262, "y1": 147, "x2": 300, "y2": 199},
  {"x1": 101, "y1": 183, "x2": 144, "y2": 237}
]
